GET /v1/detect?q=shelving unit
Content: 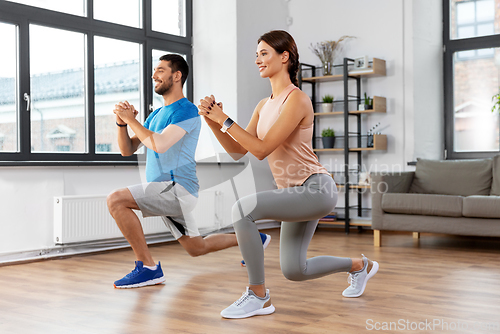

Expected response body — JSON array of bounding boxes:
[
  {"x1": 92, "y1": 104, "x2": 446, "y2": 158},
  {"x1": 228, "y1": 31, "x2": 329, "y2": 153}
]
[{"x1": 298, "y1": 58, "x2": 387, "y2": 233}]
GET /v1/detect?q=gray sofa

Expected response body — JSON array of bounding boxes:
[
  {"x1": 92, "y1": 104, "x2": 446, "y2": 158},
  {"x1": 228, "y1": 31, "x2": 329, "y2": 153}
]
[{"x1": 371, "y1": 157, "x2": 500, "y2": 246}]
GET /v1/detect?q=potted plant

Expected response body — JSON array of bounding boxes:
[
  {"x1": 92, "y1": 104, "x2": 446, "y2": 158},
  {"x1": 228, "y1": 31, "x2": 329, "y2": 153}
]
[
  {"x1": 492, "y1": 89, "x2": 500, "y2": 113},
  {"x1": 321, "y1": 128, "x2": 335, "y2": 149},
  {"x1": 359, "y1": 92, "x2": 373, "y2": 111},
  {"x1": 310, "y1": 36, "x2": 354, "y2": 76},
  {"x1": 321, "y1": 95, "x2": 334, "y2": 113}
]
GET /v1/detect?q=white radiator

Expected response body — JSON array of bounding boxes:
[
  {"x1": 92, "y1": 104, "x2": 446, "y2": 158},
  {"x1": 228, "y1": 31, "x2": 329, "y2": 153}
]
[{"x1": 54, "y1": 191, "x2": 222, "y2": 245}]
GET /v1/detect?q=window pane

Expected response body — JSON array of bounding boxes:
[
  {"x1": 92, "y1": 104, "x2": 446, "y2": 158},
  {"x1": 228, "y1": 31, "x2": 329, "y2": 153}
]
[
  {"x1": 95, "y1": 36, "x2": 141, "y2": 154},
  {"x1": 94, "y1": 0, "x2": 142, "y2": 28},
  {"x1": 0, "y1": 22, "x2": 18, "y2": 152},
  {"x1": 477, "y1": 23, "x2": 494, "y2": 36},
  {"x1": 152, "y1": 0, "x2": 186, "y2": 36},
  {"x1": 4, "y1": 0, "x2": 86, "y2": 16},
  {"x1": 477, "y1": 47, "x2": 495, "y2": 56},
  {"x1": 458, "y1": 25, "x2": 475, "y2": 39},
  {"x1": 451, "y1": 0, "x2": 498, "y2": 39},
  {"x1": 476, "y1": 0, "x2": 494, "y2": 21},
  {"x1": 453, "y1": 48, "x2": 500, "y2": 152},
  {"x1": 457, "y1": 2, "x2": 475, "y2": 24},
  {"x1": 30, "y1": 25, "x2": 86, "y2": 153},
  {"x1": 457, "y1": 50, "x2": 476, "y2": 59},
  {"x1": 151, "y1": 50, "x2": 187, "y2": 112}
]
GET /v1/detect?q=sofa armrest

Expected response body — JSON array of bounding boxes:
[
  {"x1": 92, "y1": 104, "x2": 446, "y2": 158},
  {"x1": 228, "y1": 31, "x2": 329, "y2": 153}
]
[{"x1": 371, "y1": 172, "x2": 415, "y2": 230}]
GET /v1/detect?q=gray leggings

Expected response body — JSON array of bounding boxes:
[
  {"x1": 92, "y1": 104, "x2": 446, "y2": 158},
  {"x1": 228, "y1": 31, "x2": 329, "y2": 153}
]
[{"x1": 233, "y1": 173, "x2": 352, "y2": 285}]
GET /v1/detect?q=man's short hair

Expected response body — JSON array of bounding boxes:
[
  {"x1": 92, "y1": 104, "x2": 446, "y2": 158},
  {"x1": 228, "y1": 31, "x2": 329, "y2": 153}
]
[{"x1": 159, "y1": 54, "x2": 189, "y2": 86}]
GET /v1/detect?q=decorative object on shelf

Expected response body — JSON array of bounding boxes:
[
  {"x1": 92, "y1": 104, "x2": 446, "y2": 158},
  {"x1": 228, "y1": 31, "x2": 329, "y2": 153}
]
[
  {"x1": 492, "y1": 88, "x2": 500, "y2": 113},
  {"x1": 321, "y1": 94, "x2": 334, "y2": 113},
  {"x1": 367, "y1": 122, "x2": 380, "y2": 148},
  {"x1": 321, "y1": 127, "x2": 335, "y2": 148},
  {"x1": 359, "y1": 92, "x2": 373, "y2": 111},
  {"x1": 309, "y1": 36, "x2": 354, "y2": 75},
  {"x1": 354, "y1": 55, "x2": 369, "y2": 70},
  {"x1": 320, "y1": 212, "x2": 337, "y2": 222},
  {"x1": 358, "y1": 172, "x2": 371, "y2": 186}
]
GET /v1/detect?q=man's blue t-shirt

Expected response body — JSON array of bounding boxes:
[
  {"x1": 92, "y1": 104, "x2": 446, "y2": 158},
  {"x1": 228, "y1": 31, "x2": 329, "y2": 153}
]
[{"x1": 143, "y1": 98, "x2": 200, "y2": 197}]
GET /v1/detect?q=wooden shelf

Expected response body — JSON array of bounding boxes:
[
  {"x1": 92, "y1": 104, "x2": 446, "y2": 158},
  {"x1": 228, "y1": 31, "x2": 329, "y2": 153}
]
[
  {"x1": 314, "y1": 97, "x2": 386, "y2": 116},
  {"x1": 350, "y1": 134, "x2": 387, "y2": 151},
  {"x1": 302, "y1": 58, "x2": 386, "y2": 83},
  {"x1": 313, "y1": 148, "x2": 344, "y2": 152},
  {"x1": 349, "y1": 96, "x2": 387, "y2": 114},
  {"x1": 303, "y1": 74, "x2": 344, "y2": 83},
  {"x1": 313, "y1": 134, "x2": 387, "y2": 153},
  {"x1": 348, "y1": 58, "x2": 386, "y2": 77}
]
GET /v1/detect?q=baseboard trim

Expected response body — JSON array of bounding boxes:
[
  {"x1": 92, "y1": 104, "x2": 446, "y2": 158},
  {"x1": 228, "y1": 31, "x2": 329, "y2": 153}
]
[{"x1": 0, "y1": 220, "x2": 280, "y2": 267}]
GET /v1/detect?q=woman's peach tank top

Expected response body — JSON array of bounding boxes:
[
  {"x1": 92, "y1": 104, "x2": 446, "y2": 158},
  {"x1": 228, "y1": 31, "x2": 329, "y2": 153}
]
[{"x1": 256, "y1": 84, "x2": 330, "y2": 189}]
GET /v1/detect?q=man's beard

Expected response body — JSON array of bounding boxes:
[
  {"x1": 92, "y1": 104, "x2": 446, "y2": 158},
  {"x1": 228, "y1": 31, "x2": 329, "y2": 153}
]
[{"x1": 154, "y1": 75, "x2": 174, "y2": 96}]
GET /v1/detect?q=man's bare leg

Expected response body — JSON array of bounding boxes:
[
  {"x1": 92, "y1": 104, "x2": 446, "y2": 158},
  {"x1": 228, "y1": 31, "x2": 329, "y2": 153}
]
[
  {"x1": 107, "y1": 188, "x2": 156, "y2": 266},
  {"x1": 177, "y1": 233, "x2": 238, "y2": 257}
]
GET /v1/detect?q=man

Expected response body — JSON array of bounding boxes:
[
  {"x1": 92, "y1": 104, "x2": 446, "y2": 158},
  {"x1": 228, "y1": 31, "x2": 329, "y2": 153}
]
[{"x1": 107, "y1": 54, "x2": 270, "y2": 288}]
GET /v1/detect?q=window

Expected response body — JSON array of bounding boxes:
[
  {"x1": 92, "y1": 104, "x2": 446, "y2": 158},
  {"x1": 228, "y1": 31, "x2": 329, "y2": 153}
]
[
  {"x1": 30, "y1": 25, "x2": 86, "y2": 153},
  {"x1": 94, "y1": 36, "x2": 141, "y2": 154},
  {"x1": 4, "y1": 0, "x2": 86, "y2": 16},
  {"x1": 452, "y1": 0, "x2": 496, "y2": 40},
  {"x1": 0, "y1": 0, "x2": 192, "y2": 165},
  {"x1": 152, "y1": 0, "x2": 186, "y2": 37},
  {"x1": 444, "y1": 0, "x2": 500, "y2": 159},
  {"x1": 93, "y1": 0, "x2": 142, "y2": 28},
  {"x1": 452, "y1": 47, "x2": 499, "y2": 152},
  {"x1": 0, "y1": 22, "x2": 18, "y2": 153}
]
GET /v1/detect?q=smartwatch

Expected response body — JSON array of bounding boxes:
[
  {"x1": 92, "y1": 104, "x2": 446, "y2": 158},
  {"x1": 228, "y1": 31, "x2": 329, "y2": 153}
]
[{"x1": 220, "y1": 117, "x2": 235, "y2": 133}]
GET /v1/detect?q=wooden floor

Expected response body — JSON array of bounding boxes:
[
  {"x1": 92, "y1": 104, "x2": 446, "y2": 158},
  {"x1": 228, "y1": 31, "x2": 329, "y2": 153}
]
[{"x1": 1, "y1": 228, "x2": 500, "y2": 334}]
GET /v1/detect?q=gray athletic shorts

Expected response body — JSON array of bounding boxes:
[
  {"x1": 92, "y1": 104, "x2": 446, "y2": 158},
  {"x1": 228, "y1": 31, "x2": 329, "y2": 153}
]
[{"x1": 127, "y1": 181, "x2": 199, "y2": 240}]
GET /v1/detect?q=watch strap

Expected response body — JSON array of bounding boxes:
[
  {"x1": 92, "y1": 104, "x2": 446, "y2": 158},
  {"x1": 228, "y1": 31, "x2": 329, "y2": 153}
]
[{"x1": 220, "y1": 117, "x2": 234, "y2": 133}]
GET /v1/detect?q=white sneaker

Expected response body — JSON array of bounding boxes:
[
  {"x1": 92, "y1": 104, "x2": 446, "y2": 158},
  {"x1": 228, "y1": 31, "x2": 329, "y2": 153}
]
[
  {"x1": 342, "y1": 254, "x2": 379, "y2": 298},
  {"x1": 220, "y1": 287, "x2": 275, "y2": 319}
]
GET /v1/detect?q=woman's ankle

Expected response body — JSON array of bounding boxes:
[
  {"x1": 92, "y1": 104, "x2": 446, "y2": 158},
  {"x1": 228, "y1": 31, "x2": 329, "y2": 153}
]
[
  {"x1": 349, "y1": 258, "x2": 363, "y2": 273},
  {"x1": 249, "y1": 284, "x2": 266, "y2": 298}
]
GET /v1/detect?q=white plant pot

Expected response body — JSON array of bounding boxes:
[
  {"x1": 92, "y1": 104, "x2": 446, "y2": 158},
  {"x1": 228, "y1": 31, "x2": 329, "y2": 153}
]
[{"x1": 321, "y1": 103, "x2": 333, "y2": 113}]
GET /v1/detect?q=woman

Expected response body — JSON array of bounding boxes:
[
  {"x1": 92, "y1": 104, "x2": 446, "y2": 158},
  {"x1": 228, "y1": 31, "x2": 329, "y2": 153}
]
[{"x1": 198, "y1": 30, "x2": 379, "y2": 319}]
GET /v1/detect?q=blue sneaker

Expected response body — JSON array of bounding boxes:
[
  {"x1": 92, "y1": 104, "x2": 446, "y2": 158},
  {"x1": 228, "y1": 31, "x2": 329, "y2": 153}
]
[
  {"x1": 241, "y1": 233, "x2": 271, "y2": 267},
  {"x1": 114, "y1": 261, "x2": 165, "y2": 288}
]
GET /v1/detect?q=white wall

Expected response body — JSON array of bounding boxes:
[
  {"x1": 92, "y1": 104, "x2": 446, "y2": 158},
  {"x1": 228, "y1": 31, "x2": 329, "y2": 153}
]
[
  {"x1": 192, "y1": 0, "x2": 237, "y2": 160},
  {"x1": 193, "y1": 0, "x2": 285, "y2": 193},
  {"x1": 0, "y1": 167, "x2": 142, "y2": 255},
  {"x1": 411, "y1": 0, "x2": 444, "y2": 160}
]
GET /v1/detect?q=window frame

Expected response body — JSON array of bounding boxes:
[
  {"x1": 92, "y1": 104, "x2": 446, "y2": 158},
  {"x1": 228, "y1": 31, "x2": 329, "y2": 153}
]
[
  {"x1": 443, "y1": 0, "x2": 500, "y2": 159},
  {"x1": 0, "y1": 0, "x2": 192, "y2": 166}
]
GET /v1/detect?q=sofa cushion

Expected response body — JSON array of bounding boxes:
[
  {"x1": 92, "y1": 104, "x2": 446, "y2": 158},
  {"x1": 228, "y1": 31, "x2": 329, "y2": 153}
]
[
  {"x1": 490, "y1": 155, "x2": 500, "y2": 195},
  {"x1": 463, "y1": 195, "x2": 500, "y2": 218},
  {"x1": 409, "y1": 158, "x2": 492, "y2": 196},
  {"x1": 381, "y1": 193, "x2": 463, "y2": 217}
]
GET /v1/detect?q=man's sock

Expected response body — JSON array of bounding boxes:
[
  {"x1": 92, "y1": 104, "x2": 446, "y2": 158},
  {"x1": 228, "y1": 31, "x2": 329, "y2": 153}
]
[{"x1": 143, "y1": 264, "x2": 157, "y2": 271}]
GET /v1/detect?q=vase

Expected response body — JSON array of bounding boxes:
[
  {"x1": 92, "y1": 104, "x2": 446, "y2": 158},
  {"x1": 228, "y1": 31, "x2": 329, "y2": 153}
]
[
  {"x1": 321, "y1": 103, "x2": 333, "y2": 113},
  {"x1": 322, "y1": 136, "x2": 335, "y2": 149},
  {"x1": 323, "y1": 61, "x2": 332, "y2": 76}
]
